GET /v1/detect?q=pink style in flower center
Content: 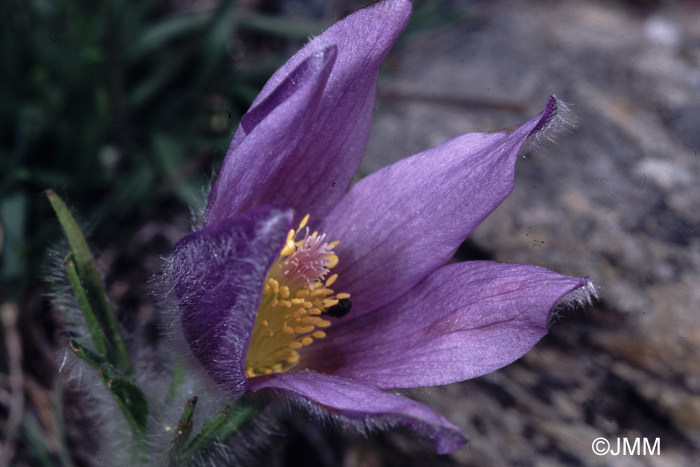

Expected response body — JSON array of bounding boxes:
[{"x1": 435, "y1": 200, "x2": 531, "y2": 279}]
[{"x1": 245, "y1": 214, "x2": 350, "y2": 378}]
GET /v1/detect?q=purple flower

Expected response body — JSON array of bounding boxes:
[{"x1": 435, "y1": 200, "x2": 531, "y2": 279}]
[{"x1": 171, "y1": 0, "x2": 593, "y2": 454}]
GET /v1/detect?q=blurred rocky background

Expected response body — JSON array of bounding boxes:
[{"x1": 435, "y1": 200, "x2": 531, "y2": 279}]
[{"x1": 2, "y1": 0, "x2": 699, "y2": 466}]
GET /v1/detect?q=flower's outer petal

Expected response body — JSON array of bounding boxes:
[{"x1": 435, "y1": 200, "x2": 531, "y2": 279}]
[
  {"x1": 207, "y1": 0, "x2": 412, "y2": 227},
  {"x1": 248, "y1": 371, "x2": 466, "y2": 454},
  {"x1": 321, "y1": 97, "x2": 559, "y2": 315},
  {"x1": 302, "y1": 261, "x2": 591, "y2": 389},
  {"x1": 206, "y1": 47, "x2": 337, "y2": 227},
  {"x1": 171, "y1": 206, "x2": 292, "y2": 395}
]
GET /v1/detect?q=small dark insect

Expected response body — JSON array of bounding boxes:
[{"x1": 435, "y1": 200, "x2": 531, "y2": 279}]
[{"x1": 324, "y1": 298, "x2": 352, "y2": 318}]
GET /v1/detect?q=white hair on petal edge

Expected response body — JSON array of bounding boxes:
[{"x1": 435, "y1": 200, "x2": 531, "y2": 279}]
[
  {"x1": 522, "y1": 97, "x2": 576, "y2": 155},
  {"x1": 549, "y1": 279, "x2": 598, "y2": 326}
]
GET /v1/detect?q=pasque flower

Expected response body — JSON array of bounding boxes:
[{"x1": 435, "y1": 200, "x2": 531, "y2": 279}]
[{"x1": 171, "y1": 0, "x2": 593, "y2": 454}]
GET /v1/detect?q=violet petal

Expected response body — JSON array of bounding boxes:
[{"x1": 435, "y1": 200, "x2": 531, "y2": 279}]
[
  {"x1": 206, "y1": 47, "x2": 337, "y2": 227},
  {"x1": 171, "y1": 206, "x2": 291, "y2": 395},
  {"x1": 302, "y1": 260, "x2": 590, "y2": 389},
  {"x1": 321, "y1": 97, "x2": 559, "y2": 315},
  {"x1": 248, "y1": 370, "x2": 466, "y2": 454},
  {"x1": 207, "y1": 0, "x2": 412, "y2": 227}
]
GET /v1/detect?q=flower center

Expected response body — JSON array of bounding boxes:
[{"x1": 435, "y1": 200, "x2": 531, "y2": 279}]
[{"x1": 245, "y1": 214, "x2": 350, "y2": 378}]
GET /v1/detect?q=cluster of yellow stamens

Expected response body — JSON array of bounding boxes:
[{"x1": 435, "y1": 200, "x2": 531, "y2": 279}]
[{"x1": 245, "y1": 214, "x2": 349, "y2": 378}]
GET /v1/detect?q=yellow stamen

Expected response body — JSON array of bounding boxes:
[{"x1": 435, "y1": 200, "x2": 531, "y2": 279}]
[
  {"x1": 326, "y1": 254, "x2": 339, "y2": 268},
  {"x1": 244, "y1": 214, "x2": 350, "y2": 378},
  {"x1": 325, "y1": 274, "x2": 338, "y2": 287}
]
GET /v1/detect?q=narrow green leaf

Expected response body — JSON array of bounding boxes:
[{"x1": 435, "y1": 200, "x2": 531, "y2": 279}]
[
  {"x1": 180, "y1": 398, "x2": 259, "y2": 463},
  {"x1": 68, "y1": 339, "x2": 107, "y2": 369},
  {"x1": 212, "y1": 398, "x2": 257, "y2": 441},
  {"x1": 169, "y1": 396, "x2": 198, "y2": 463},
  {"x1": 180, "y1": 405, "x2": 231, "y2": 461},
  {"x1": 46, "y1": 190, "x2": 131, "y2": 374},
  {"x1": 64, "y1": 254, "x2": 109, "y2": 356},
  {"x1": 99, "y1": 365, "x2": 149, "y2": 436}
]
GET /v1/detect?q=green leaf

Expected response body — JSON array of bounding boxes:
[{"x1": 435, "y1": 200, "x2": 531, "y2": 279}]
[
  {"x1": 169, "y1": 396, "x2": 198, "y2": 463},
  {"x1": 180, "y1": 398, "x2": 259, "y2": 463},
  {"x1": 99, "y1": 365, "x2": 149, "y2": 436},
  {"x1": 46, "y1": 190, "x2": 131, "y2": 373},
  {"x1": 68, "y1": 339, "x2": 107, "y2": 369},
  {"x1": 211, "y1": 398, "x2": 257, "y2": 441},
  {"x1": 64, "y1": 254, "x2": 109, "y2": 357},
  {"x1": 180, "y1": 405, "x2": 231, "y2": 461}
]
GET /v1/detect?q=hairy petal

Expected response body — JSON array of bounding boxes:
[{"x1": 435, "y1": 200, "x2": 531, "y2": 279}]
[
  {"x1": 321, "y1": 97, "x2": 559, "y2": 316},
  {"x1": 248, "y1": 371, "x2": 466, "y2": 454},
  {"x1": 206, "y1": 47, "x2": 337, "y2": 227},
  {"x1": 302, "y1": 261, "x2": 591, "y2": 389},
  {"x1": 172, "y1": 206, "x2": 291, "y2": 395},
  {"x1": 208, "y1": 0, "x2": 412, "y2": 226}
]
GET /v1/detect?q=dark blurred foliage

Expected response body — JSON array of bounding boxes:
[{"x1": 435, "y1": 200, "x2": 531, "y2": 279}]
[
  {"x1": 0, "y1": 0, "x2": 330, "y2": 304},
  {"x1": 0, "y1": 1, "x2": 469, "y2": 465}
]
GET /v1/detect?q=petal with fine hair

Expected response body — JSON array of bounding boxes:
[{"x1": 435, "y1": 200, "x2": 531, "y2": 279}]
[
  {"x1": 321, "y1": 97, "x2": 559, "y2": 316},
  {"x1": 172, "y1": 206, "x2": 292, "y2": 395},
  {"x1": 248, "y1": 370, "x2": 466, "y2": 454},
  {"x1": 302, "y1": 261, "x2": 591, "y2": 389},
  {"x1": 208, "y1": 0, "x2": 413, "y2": 227}
]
